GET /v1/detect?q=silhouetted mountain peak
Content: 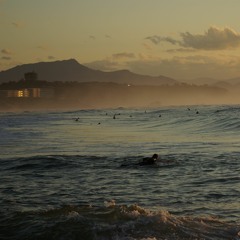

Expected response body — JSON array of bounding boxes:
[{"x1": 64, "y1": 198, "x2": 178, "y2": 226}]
[
  {"x1": 0, "y1": 59, "x2": 177, "y2": 85},
  {"x1": 51, "y1": 58, "x2": 84, "y2": 68}
]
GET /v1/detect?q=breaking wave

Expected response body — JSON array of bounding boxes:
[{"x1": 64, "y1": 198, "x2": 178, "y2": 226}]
[{"x1": 1, "y1": 203, "x2": 239, "y2": 240}]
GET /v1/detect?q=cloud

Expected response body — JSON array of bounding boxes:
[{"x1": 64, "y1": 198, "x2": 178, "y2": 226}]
[
  {"x1": 142, "y1": 43, "x2": 152, "y2": 50},
  {"x1": 1, "y1": 48, "x2": 13, "y2": 55},
  {"x1": 112, "y1": 52, "x2": 135, "y2": 60},
  {"x1": 48, "y1": 56, "x2": 55, "y2": 60},
  {"x1": 89, "y1": 35, "x2": 96, "y2": 40},
  {"x1": 12, "y1": 21, "x2": 24, "y2": 28},
  {"x1": 180, "y1": 27, "x2": 240, "y2": 50},
  {"x1": 2, "y1": 56, "x2": 12, "y2": 60},
  {"x1": 166, "y1": 48, "x2": 196, "y2": 53},
  {"x1": 146, "y1": 26, "x2": 240, "y2": 50},
  {"x1": 37, "y1": 45, "x2": 49, "y2": 51},
  {"x1": 146, "y1": 35, "x2": 180, "y2": 45}
]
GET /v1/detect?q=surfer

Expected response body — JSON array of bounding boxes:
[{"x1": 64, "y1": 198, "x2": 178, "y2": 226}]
[
  {"x1": 140, "y1": 153, "x2": 159, "y2": 165},
  {"x1": 120, "y1": 153, "x2": 160, "y2": 167}
]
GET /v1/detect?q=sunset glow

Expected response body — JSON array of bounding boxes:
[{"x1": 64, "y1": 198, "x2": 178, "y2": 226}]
[{"x1": 1, "y1": 0, "x2": 240, "y2": 80}]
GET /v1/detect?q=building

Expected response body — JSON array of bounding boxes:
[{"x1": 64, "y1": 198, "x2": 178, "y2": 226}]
[
  {"x1": 1, "y1": 88, "x2": 54, "y2": 98},
  {"x1": 0, "y1": 71, "x2": 55, "y2": 99}
]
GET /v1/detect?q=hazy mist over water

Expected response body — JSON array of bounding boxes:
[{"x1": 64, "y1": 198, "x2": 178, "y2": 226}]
[{"x1": 1, "y1": 81, "x2": 240, "y2": 113}]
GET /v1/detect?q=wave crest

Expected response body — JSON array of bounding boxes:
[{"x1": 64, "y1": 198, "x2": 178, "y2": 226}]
[{"x1": 3, "y1": 203, "x2": 239, "y2": 240}]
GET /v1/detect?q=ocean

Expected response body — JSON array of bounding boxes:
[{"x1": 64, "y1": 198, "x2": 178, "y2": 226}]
[{"x1": 0, "y1": 105, "x2": 239, "y2": 240}]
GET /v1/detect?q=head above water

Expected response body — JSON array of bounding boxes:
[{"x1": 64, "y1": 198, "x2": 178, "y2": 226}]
[{"x1": 152, "y1": 154, "x2": 158, "y2": 160}]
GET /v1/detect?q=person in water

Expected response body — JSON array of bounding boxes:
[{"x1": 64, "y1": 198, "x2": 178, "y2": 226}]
[{"x1": 141, "y1": 153, "x2": 159, "y2": 165}]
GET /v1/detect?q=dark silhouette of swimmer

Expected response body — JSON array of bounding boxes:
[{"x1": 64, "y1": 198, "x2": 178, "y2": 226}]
[
  {"x1": 120, "y1": 154, "x2": 160, "y2": 167},
  {"x1": 140, "y1": 154, "x2": 159, "y2": 165}
]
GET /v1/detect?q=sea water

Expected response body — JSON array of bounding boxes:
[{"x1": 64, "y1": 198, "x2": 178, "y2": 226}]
[{"x1": 0, "y1": 105, "x2": 239, "y2": 239}]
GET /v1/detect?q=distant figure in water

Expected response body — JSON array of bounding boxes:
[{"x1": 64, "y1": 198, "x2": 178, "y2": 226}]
[
  {"x1": 141, "y1": 153, "x2": 159, "y2": 165},
  {"x1": 121, "y1": 153, "x2": 160, "y2": 167}
]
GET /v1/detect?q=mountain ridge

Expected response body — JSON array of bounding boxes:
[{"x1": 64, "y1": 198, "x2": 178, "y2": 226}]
[{"x1": 0, "y1": 59, "x2": 177, "y2": 86}]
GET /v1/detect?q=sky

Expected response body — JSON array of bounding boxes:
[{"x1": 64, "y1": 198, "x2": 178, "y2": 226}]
[{"x1": 1, "y1": 0, "x2": 240, "y2": 80}]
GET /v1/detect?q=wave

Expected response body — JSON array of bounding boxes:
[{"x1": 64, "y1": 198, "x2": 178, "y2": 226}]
[
  {"x1": 2, "y1": 155, "x2": 100, "y2": 171},
  {"x1": 124, "y1": 105, "x2": 240, "y2": 134},
  {"x1": 2, "y1": 150, "x2": 239, "y2": 173},
  {"x1": 1, "y1": 153, "x2": 240, "y2": 239},
  {"x1": 1, "y1": 154, "x2": 180, "y2": 171},
  {"x1": 1, "y1": 203, "x2": 239, "y2": 240},
  {"x1": 169, "y1": 107, "x2": 240, "y2": 134}
]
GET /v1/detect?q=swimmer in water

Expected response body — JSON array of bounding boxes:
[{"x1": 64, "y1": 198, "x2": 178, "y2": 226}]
[
  {"x1": 141, "y1": 153, "x2": 159, "y2": 165},
  {"x1": 121, "y1": 153, "x2": 159, "y2": 167}
]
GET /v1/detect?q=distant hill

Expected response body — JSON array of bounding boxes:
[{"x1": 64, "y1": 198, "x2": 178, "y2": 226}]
[
  {"x1": 182, "y1": 77, "x2": 240, "y2": 89},
  {"x1": 184, "y1": 77, "x2": 219, "y2": 85},
  {"x1": 0, "y1": 59, "x2": 177, "y2": 86}
]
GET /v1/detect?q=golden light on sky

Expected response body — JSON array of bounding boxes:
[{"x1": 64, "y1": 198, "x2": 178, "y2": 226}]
[{"x1": 1, "y1": 0, "x2": 240, "y2": 80}]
